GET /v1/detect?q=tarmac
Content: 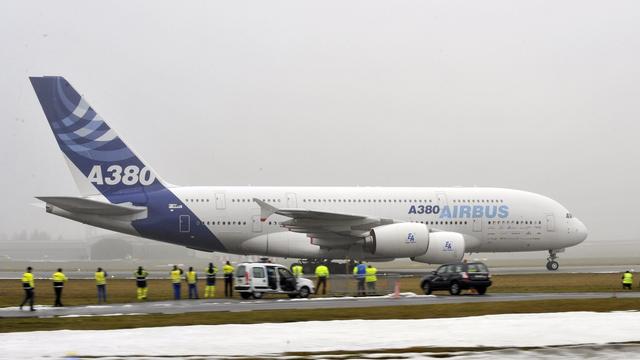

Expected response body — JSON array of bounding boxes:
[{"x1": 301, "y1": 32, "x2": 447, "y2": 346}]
[{"x1": 2, "y1": 291, "x2": 639, "y2": 319}]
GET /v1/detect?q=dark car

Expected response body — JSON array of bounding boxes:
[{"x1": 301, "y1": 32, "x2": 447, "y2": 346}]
[{"x1": 420, "y1": 262, "x2": 492, "y2": 295}]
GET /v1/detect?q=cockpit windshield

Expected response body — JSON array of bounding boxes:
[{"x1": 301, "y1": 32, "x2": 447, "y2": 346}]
[{"x1": 566, "y1": 213, "x2": 573, "y2": 219}]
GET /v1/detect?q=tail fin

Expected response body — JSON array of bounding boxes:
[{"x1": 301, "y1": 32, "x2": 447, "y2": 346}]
[{"x1": 30, "y1": 76, "x2": 167, "y2": 200}]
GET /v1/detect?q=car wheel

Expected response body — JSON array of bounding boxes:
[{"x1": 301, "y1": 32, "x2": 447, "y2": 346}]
[
  {"x1": 449, "y1": 282, "x2": 461, "y2": 295},
  {"x1": 240, "y1": 292, "x2": 252, "y2": 299},
  {"x1": 252, "y1": 292, "x2": 263, "y2": 299},
  {"x1": 422, "y1": 281, "x2": 432, "y2": 295},
  {"x1": 476, "y1": 286, "x2": 487, "y2": 295},
  {"x1": 298, "y1": 286, "x2": 310, "y2": 298}
]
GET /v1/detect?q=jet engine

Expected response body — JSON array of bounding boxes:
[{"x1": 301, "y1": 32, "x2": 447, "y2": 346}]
[
  {"x1": 410, "y1": 231, "x2": 465, "y2": 264},
  {"x1": 363, "y1": 222, "x2": 429, "y2": 258}
]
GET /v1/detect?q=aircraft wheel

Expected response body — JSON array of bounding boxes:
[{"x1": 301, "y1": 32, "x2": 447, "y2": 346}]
[{"x1": 546, "y1": 261, "x2": 559, "y2": 271}]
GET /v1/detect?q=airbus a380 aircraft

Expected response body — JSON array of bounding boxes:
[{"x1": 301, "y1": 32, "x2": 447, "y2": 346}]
[{"x1": 30, "y1": 76, "x2": 587, "y2": 271}]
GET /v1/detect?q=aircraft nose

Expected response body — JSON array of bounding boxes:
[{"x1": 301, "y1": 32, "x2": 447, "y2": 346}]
[{"x1": 573, "y1": 218, "x2": 588, "y2": 244}]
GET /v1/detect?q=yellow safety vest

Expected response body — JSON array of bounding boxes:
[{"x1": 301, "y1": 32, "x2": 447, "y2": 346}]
[
  {"x1": 170, "y1": 269, "x2": 183, "y2": 283},
  {"x1": 52, "y1": 272, "x2": 67, "y2": 283},
  {"x1": 134, "y1": 270, "x2": 149, "y2": 279},
  {"x1": 223, "y1": 264, "x2": 234, "y2": 275},
  {"x1": 292, "y1": 265, "x2": 303, "y2": 276},
  {"x1": 365, "y1": 267, "x2": 377, "y2": 283},
  {"x1": 95, "y1": 271, "x2": 106, "y2": 285},
  {"x1": 22, "y1": 272, "x2": 34, "y2": 288},
  {"x1": 187, "y1": 271, "x2": 197, "y2": 284},
  {"x1": 315, "y1": 265, "x2": 329, "y2": 278},
  {"x1": 623, "y1": 272, "x2": 633, "y2": 284}
]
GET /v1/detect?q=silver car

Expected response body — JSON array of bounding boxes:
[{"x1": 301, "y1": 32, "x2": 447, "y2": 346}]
[{"x1": 234, "y1": 262, "x2": 314, "y2": 299}]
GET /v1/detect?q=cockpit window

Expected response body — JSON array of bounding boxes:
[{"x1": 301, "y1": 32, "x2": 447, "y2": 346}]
[{"x1": 566, "y1": 213, "x2": 573, "y2": 219}]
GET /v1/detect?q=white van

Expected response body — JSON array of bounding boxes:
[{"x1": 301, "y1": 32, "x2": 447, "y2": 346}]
[{"x1": 234, "y1": 262, "x2": 314, "y2": 299}]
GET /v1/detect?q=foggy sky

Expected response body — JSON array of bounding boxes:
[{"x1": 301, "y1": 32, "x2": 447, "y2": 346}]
[{"x1": 1, "y1": 1, "x2": 639, "y2": 246}]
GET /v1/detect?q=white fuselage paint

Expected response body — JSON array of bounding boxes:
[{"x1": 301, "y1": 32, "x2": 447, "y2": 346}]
[{"x1": 166, "y1": 186, "x2": 587, "y2": 260}]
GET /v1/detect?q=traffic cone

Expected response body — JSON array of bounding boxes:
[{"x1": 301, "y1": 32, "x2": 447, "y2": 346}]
[{"x1": 393, "y1": 280, "x2": 400, "y2": 299}]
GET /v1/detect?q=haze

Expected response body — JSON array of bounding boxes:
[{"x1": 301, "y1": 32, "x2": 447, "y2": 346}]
[{"x1": 1, "y1": 1, "x2": 639, "y2": 259}]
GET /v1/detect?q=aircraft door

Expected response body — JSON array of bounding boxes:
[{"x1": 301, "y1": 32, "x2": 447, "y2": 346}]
[
  {"x1": 179, "y1": 215, "x2": 190, "y2": 233},
  {"x1": 436, "y1": 192, "x2": 448, "y2": 206},
  {"x1": 215, "y1": 193, "x2": 226, "y2": 210},
  {"x1": 286, "y1": 193, "x2": 297, "y2": 208},
  {"x1": 546, "y1": 214, "x2": 555, "y2": 231},
  {"x1": 252, "y1": 215, "x2": 262, "y2": 233},
  {"x1": 473, "y1": 218, "x2": 482, "y2": 232}
]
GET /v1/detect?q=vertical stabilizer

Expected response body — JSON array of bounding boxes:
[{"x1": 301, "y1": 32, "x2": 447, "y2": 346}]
[{"x1": 30, "y1": 76, "x2": 167, "y2": 199}]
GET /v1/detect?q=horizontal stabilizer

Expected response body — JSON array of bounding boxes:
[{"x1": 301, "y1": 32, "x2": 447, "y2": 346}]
[{"x1": 36, "y1": 196, "x2": 147, "y2": 216}]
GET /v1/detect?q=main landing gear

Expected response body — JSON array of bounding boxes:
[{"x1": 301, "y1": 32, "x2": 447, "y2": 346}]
[{"x1": 546, "y1": 249, "x2": 560, "y2": 271}]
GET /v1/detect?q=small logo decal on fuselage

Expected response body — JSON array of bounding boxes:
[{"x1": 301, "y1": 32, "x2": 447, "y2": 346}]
[{"x1": 168, "y1": 204, "x2": 183, "y2": 211}]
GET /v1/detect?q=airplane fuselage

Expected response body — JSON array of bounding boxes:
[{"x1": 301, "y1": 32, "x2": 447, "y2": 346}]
[{"x1": 50, "y1": 186, "x2": 588, "y2": 261}]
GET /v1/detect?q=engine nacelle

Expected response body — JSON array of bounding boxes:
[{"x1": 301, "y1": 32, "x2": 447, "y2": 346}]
[
  {"x1": 364, "y1": 222, "x2": 429, "y2": 258},
  {"x1": 410, "y1": 231, "x2": 465, "y2": 264}
]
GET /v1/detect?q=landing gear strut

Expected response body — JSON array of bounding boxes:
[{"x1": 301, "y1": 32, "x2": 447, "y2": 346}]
[{"x1": 546, "y1": 250, "x2": 560, "y2": 271}]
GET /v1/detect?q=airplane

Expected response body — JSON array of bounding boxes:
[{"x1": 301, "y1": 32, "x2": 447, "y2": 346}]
[{"x1": 30, "y1": 76, "x2": 588, "y2": 271}]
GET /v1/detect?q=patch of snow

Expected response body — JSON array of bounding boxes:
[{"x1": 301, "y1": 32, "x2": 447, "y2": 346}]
[
  {"x1": 58, "y1": 313, "x2": 147, "y2": 318},
  {"x1": 1, "y1": 311, "x2": 640, "y2": 359}
]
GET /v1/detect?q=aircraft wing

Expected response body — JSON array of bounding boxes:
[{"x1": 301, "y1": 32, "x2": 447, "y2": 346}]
[
  {"x1": 36, "y1": 196, "x2": 147, "y2": 216},
  {"x1": 253, "y1": 198, "x2": 395, "y2": 247}
]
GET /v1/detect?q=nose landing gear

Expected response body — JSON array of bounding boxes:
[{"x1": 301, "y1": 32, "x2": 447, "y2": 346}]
[{"x1": 546, "y1": 249, "x2": 560, "y2": 271}]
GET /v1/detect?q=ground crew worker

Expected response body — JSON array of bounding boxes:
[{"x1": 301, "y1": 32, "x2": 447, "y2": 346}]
[
  {"x1": 292, "y1": 262, "x2": 303, "y2": 277},
  {"x1": 223, "y1": 261, "x2": 234, "y2": 297},
  {"x1": 170, "y1": 265, "x2": 184, "y2": 300},
  {"x1": 204, "y1": 262, "x2": 217, "y2": 298},
  {"x1": 186, "y1": 266, "x2": 199, "y2": 299},
  {"x1": 51, "y1": 268, "x2": 67, "y2": 307},
  {"x1": 353, "y1": 261, "x2": 367, "y2": 296},
  {"x1": 135, "y1": 266, "x2": 149, "y2": 300},
  {"x1": 95, "y1": 267, "x2": 108, "y2": 303},
  {"x1": 622, "y1": 270, "x2": 633, "y2": 290},
  {"x1": 365, "y1": 264, "x2": 377, "y2": 295},
  {"x1": 20, "y1": 266, "x2": 35, "y2": 311},
  {"x1": 314, "y1": 263, "x2": 329, "y2": 295}
]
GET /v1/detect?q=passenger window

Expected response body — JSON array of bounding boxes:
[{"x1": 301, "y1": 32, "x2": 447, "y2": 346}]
[
  {"x1": 252, "y1": 267, "x2": 265, "y2": 278},
  {"x1": 437, "y1": 266, "x2": 447, "y2": 274}
]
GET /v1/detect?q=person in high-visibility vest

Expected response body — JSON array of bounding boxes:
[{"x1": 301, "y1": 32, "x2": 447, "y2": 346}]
[
  {"x1": 134, "y1": 266, "x2": 149, "y2": 300},
  {"x1": 292, "y1": 262, "x2": 303, "y2": 278},
  {"x1": 204, "y1": 263, "x2": 218, "y2": 298},
  {"x1": 314, "y1": 263, "x2": 329, "y2": 295},
  {"x1": 51, "y1": 268, "x2": 67, "y2": 307},
  {"x1": 95, "y1": 267, "x2": 108, "y2": 304},
  {"x1": 170, "y1": 265, "x2": 184, "y2": 300},
  {"x1": 20, "y1": 266, "x2": 35, "y2": 311},
  {"x1": 186, "y1": 266, "x2": 199, "y2": 299},
  {"x1": 622, "y1": 270, "x2": 634, "y2": 290},
  {"x1": 223, "y1": 261, "x2": 234, "y2": 297},
  {"x1": 365, "y1": 264, "x2": 377, "y2": 295},
  {"x1": 353, "y1": 261, "x2": 367, "y2": 296}
]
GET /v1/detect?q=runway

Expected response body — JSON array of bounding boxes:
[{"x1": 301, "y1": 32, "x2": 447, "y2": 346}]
[
  {"x1": 2, "y1": 291, "x2": 639, "y2": 318},
  {"x1": 2, "y1": 264, "x2": 638, "y2": 280}
]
